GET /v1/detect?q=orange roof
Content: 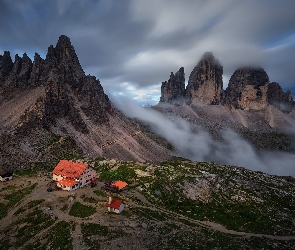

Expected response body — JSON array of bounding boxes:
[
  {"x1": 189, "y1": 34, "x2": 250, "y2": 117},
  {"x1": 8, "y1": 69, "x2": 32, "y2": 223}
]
[
  {"x1": 112, "y1": 180, "x2": 128, "y2": 190},
  {"x1": 106, "y1": 199, "x2": 123, "y2": 209},
  {"x1": 57, "y1": 178, "x2": 78, "y2": 187},
  {"x1": 53, "y1": 160, "x2": 88, "y2": 178}
]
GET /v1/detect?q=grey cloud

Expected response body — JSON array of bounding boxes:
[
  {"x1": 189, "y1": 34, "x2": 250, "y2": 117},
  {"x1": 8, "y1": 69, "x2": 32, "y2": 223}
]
[{"x1": 0, "y1": 0, "x2": 295, "y2": 97}]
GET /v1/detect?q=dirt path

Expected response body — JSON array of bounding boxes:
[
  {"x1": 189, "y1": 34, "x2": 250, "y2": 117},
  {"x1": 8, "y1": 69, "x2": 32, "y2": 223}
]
[
  {"x1": 130, "y1": 201, "x2": 295, "y2": 241},
  {"x1": 72, "y1": 223, "x2": 88, "y2": 250}
]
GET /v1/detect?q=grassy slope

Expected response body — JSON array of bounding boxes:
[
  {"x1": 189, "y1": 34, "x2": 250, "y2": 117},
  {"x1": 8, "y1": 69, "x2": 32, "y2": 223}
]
[{"x1": 0, "y1": 157, "x2": 294, "y2": 249}]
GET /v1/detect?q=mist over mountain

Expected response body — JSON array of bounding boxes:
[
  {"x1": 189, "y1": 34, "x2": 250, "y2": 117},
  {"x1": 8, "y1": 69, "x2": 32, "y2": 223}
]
[{"x1": 114, "y1": 52, "x2": 295, "y2": 177}]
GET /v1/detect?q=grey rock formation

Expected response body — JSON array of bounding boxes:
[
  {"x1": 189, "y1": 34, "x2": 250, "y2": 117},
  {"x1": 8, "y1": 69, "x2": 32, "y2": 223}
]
[
  {"x1": 160, "y1": 67, "x2": 185, "y2": 104},
  {"x1": 223, "y1": 67, "x2": 270, "y2": 110},
  {"x1": 185, "y1": 52, "x2": 223, "y2": 105},
  {"x1": 0, "y1": 51, "x2": 14, "y2": 80},
  {"x1": 267, "y1": 82, "x2": 294, "y2": 113}
]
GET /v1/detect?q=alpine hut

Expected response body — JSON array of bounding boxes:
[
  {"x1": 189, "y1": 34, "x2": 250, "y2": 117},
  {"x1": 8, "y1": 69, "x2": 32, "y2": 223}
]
[{"x1": 52, "y1": 160, "x2": 96, "y2": 191}]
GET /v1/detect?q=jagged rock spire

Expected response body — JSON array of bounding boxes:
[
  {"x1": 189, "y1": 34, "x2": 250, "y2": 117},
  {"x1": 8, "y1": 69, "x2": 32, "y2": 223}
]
[
  {"x1": 160, "y1": 67, "x2": 185, "y2": 104},
  {"x1": 185, "y1": 52, "x2": 223, "y2": 105}
]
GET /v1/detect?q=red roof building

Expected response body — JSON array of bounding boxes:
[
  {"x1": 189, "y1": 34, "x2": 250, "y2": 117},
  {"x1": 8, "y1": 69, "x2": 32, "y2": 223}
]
[
  {"x1": 52, "y1": 160, "x2": 96, "y2": 191},
  {"x1": 111, "y1": 180, "x2": 128, "y2": 191},
  {"x1": 106, "y1": 196, "x2": 124, "y2": 213}
]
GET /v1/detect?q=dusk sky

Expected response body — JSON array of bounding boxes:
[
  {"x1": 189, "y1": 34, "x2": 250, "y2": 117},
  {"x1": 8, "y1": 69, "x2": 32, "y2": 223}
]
[{"x1": 1, "y1": 0, "x2": 295, "y2": 105}]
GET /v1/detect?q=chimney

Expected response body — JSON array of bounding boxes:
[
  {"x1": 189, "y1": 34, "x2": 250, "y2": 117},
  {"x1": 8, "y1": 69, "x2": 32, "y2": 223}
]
[{"x1": 108, "y1": 196, "x2": 112, "y2": 205}]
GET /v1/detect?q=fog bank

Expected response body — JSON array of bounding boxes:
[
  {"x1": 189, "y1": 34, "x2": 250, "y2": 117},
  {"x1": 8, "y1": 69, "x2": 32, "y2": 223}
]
[{"x1": 112, "y1": 97, "x2": 295, "y2": 177}]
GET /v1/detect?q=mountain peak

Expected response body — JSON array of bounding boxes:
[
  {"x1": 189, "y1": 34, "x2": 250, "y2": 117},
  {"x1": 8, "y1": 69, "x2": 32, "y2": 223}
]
[
  {"x1": 57, "y1": 35, "x2": 71, "y2": 44},
  {"x1": 185, "y1": 52, "x2": 223, "y2": 105}
]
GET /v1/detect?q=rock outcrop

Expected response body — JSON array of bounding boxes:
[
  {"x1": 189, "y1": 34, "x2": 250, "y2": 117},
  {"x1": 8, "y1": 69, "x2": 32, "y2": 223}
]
[
  {"x1": 160, "y1": 67, "x2": 185, "y2": 104},
  {"x1": 223, "y1": 67, "x2": 270, "y2": 110},
  {"x1": 223, "y1": 67, "x2": 294, "y2": 112},
  {"x1": 267, "y1": 82, "x2": 294, "y2": 113},
  {"x1": 185, "y1": 52, "x2": 223, "y2": 105}
]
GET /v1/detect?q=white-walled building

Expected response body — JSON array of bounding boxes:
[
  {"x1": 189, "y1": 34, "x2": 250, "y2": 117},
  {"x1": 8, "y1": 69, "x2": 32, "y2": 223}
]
[
  {"x1": 106, "y1": 196, "x2": 124, "y2": 214},
  {"x1": 52, "y1": 160, "x2": 96, "y2": 191}
]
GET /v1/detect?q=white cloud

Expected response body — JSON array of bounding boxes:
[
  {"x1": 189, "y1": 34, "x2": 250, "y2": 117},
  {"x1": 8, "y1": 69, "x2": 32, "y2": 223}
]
[
  {"x1": 106, "y1": 82, "x2": 161, "y2": 105},
  {"x1": 112, "y1": 97, "x2": 295, "y2": 177}
]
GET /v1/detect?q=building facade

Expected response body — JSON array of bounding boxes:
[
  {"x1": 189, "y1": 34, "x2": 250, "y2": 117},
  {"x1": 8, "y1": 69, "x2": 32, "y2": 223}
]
[{"x1": 52, "y1": 160, "x2": 96, "y2": 191}]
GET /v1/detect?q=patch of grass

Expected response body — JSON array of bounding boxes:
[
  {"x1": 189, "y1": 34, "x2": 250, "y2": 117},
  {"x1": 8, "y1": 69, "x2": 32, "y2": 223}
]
[
  {"x1": 13, "y1": 207, "x2": 26, "y2": 215},
  {"x1": 0, "y1": 238, "x2": 11, "y2": 250},
  {"x1": 4, "y1": 209, "x2": 56, "y2": 247},
  {"x1": 26, "y1": 220, "x2": 74, "y2": 250},
  {"x1": 27, "y1": 199, "x2": 45, "y2": 209},
  {"x1": 0, "y1": 185, "x2": 17, "y2": 192},
  {"x1": 60, "y1": 204, "x2": 69, "y2": 212},
  {"x1": 14, "y1": 168, "x2": 37, "y2": 177},
  {"x1": 0, "y1": 183, "x2": 37, "y2": 219},
  {"x1": 82, "y1": 196, "x2": 97, "y2": 203},
  {"x1": 81, "y1": 223, "x2": 128, "y2": 249},
  {"x1": 69, "y1": 202, "x2": 96, "y2": 218},
  {"x1": 93, "y1": 189, "x2": 107, "y2": 197},
  {"x1": 99, "y1": 163, "x2": 136, "y2": 182}
]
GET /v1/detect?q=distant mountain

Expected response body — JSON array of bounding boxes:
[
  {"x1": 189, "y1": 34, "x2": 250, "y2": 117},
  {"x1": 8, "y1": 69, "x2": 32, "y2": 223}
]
[
  {"x1": 0, "y1": 35, "x2": 173, "y2": 169},
  {"x1": 160, "y1": 52, "x2": 294, "y2": 113},
  {"x1": 158, "y1": 52, "x2": 295, "y2": 154}
]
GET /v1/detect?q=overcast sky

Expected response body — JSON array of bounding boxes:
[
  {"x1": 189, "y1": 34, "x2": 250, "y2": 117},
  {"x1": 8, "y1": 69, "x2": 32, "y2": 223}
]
[{"x1": 1, "y1": 0, "x2": 295, "y2": 105}]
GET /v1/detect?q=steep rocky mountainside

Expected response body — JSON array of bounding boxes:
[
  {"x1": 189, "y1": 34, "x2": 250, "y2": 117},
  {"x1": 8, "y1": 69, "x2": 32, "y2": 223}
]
[{"x1": 0, "y1": 36, "x2": 173, "y2": 168}]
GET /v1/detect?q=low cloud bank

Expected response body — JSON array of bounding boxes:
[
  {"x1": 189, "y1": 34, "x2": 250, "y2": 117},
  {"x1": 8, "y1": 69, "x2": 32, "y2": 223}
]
[{"x1": 112, "y1": 97, "x2": 295, "y2": 177}]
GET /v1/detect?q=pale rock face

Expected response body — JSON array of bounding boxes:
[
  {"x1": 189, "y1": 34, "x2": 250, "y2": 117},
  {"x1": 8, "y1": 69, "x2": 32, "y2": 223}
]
[
  {"x1": 237, "y1": 84, "x2": 269, "y2": 110},
  {"x1": 185, "y1": 52, "x2": 223, "y2": 105},
  {"x1": 224, "y1": 67, "x2": 270, "y2": 110}
]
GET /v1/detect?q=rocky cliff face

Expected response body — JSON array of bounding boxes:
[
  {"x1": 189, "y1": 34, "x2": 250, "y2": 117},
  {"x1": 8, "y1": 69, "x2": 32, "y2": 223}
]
[
  {"x1": 0, "y1": 52, "x2": 33, "y2": 99},
  {"x1": 223, "y1": 67, "x2": 294, "y2": 112},
  {"x1": 185, "y1": 52, "x2": 223, "y2": 105},
  {"x1": 0, "y1": 35, "x2": 112, "y2": 130},
  {"x1": 267, "y1": 82, "x2": 294, "y2": 113},
  {"x1": 223, "y1": 67, "x2": 270, "y2": 110},
  {"x1": 160, "y1": 67, "x2": 185, "y2": 104}
]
